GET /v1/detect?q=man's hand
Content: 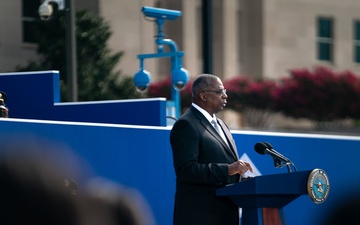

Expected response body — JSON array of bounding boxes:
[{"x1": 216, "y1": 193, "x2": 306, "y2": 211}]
[{"x1": 228, "y1": 160, "x2": 253, "y2": 176}]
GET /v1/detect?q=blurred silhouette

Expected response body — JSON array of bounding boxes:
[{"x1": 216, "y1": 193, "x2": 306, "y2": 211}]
[
  {"x1": 0, "y1": 138, "x2": 154, "y2": 225},
  {"x1": 79, "y1": 177, "x2": 155, "y2": 225},
  {"x1": 0, "y1": 91, "x2": 9, "y2": 117},
  {"x1": 322, "y1": 193, "x2": 360, "y2": 225},
  {"x1": 0, "y1": 143, "x2": 80, "y2": 225}
]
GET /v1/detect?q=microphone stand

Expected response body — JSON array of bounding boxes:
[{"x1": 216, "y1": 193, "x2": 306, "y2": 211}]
[{"x1": 273, "y1": 159, "x2": 297, "y2": 173}]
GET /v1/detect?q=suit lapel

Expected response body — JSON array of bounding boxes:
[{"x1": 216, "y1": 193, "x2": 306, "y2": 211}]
[
  {"x1": 191, "y1": 107, "x2": 238, "y2": 160},
  {"x1": 217, "y1": 119, "x2": 239, "y2": 160}
]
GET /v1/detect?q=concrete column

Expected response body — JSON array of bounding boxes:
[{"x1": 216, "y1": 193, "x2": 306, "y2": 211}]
[
  {"x1": 222, "y1": 0, "x2": 240, "y2": 79},
  {"x1": 211, "y1": 0, "x2": 224, "y2": 78},
  {"x1": 182, "y1": 0, "x2": 202, "y2": 78}
]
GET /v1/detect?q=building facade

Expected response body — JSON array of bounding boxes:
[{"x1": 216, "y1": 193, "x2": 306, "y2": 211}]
[{"x1": 2, "y1": 0, "x2": 360, "y2": 78}]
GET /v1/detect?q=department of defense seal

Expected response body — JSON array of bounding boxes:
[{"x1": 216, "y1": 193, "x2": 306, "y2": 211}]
[{"x1": 307, "y1": 168, "x2": 330, "y2": 204}]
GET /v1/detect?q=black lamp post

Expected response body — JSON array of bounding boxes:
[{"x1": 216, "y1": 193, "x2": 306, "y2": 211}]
[
  {"x1": 39, "y1": 0, "x2": 77, "y2": 102},
  {"x1": 65, "y1": 0, "x2": 77, "y2": 102}
]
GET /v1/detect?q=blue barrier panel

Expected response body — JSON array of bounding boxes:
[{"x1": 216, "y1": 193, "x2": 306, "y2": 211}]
[
  {"x1": 0, "y1": 71, "x2": 167, "y2": 126},
  {"x1": 0, "y1": 118, "x2": 174, "y2": 225},
  {"x1": 232, "y1": 130, "x2": 360, "y2": 225},
  {"x1": 0, "y1": 119, "x2": 359, "y2": 225}
]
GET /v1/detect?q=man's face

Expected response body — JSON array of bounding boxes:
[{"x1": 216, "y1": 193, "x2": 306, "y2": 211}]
[{"x1": 202, "y1": 78, "x2": 228, "y2": 115}]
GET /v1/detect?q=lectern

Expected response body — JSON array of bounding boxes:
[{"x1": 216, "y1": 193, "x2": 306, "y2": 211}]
[{"x1": 217, "y1": 170, "x2": 328, "y2": 225}]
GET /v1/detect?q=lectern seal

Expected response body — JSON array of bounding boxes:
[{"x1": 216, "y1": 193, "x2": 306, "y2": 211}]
[{"x1": 307, "y1": 168, "x2": 330, "y2": 204}]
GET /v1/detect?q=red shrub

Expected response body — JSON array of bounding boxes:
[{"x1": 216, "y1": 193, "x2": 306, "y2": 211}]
[
  {"x1": 224, "y1": 76, "x2": 278, "y2": 112},
  {"x1": 147, "y1": 67, "x2": 360, "y2": 123},
  {"x1": 274, "y1": 66, "x2": 360, "y2": 121},
  {"x1": 147, "y1": 76, "x2": 192, "y2": 112}
]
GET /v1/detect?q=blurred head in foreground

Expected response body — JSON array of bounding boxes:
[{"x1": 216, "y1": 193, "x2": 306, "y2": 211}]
[
  {"x1": 79, "y1": 177, "x2": 155, "y2": 225},
  {"x1": 322, "y1": 194, "x2": 360, "y2": 225},
  {"x1": 0, "y1": 138, "x2": 154, "y2": 225},
  {"x1": 0, "y1": 142, "x2": 81, "y2": 225}
]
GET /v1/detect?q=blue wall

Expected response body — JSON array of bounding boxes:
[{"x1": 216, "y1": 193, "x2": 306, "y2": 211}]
[
  {"x1": 232, "y1": 131, "x2": 360, "y2": 224},
  {"x1": 0, "y1": 71, "x2": 167, "y2": 126},
  {"x1": 0, "y1": 118, "x2": 359, "y2": 225},
  {"x1": 0, "y1": 119, "x2": 175, "y2": 225}
]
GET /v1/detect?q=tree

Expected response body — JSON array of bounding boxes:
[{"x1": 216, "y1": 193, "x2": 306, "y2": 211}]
[{"x1": 16, "y1": 9, "x2": 141, "y2": 101}]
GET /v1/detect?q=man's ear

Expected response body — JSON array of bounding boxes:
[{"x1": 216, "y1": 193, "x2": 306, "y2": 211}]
[{"x1": 199, "y1": 92, "x2": 207, "y2": 102}]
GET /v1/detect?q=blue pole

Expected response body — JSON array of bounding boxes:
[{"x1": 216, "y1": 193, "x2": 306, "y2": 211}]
[
  {"x1": 171, "y1": 56, "x2": 181, "y2": 118},
  {"x1": 136, "y1": 51, "x2": 185, "y2": 119}
]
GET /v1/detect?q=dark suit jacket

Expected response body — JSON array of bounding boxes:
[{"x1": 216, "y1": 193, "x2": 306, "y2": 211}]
[{"x1": 170, "y1": 106, "x2": 241, "y2": 225}]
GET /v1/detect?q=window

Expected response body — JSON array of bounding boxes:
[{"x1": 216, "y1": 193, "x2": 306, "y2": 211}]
[
  {"x1": 317, "y1": 17, "x2": 334, "y2": 62},
  {"x1": 22, "y1": 0, "x2": 42, "y2": 43},
  {"x1": 354, "y1": 20, "x2": 360, "y2": 63}
]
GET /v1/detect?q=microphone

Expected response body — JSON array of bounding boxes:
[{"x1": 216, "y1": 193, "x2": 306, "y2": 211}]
[
  {"x1": 254, "y1": 142, "x2": 287, "y2": 163},
  {"x1": 262, "y1": 142, "x2": 291, "y2": 163},
  {"x1": 254, "y1": 142, "x2": 297, "y2": 172}
]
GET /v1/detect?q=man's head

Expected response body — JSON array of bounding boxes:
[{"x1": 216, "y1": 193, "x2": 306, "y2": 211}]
[
  {"x1": 192, "y1": 74, "x2": 227, "y2": 115},
  {"x1": 0, "y1": 149, "x2": 80, "y2": 225}
]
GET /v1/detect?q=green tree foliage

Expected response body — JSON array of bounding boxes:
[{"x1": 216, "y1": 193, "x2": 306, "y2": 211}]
[{"x1": 16, "y1": 9, "x2": 141, "y2": 101}]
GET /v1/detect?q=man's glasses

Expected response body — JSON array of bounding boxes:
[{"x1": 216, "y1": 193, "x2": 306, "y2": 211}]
[{"x1": 203, "y1": 89, "x2": 227, "y2": 95}]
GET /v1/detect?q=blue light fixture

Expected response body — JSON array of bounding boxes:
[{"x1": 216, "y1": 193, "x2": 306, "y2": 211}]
[
  {"x1": 172, "y1": 67, "x2": 189, "y2": 91},
  {"x1": 134, "y1": 6, "x2": 189, "y2": 119},
  {"x1": 133, "y1": 69, "x2": 151, "y2": 93}
]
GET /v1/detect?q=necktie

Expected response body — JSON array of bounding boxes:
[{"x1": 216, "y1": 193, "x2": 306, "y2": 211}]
[{"x1": 211, "y1": 119, "x2": 229, "y2": 146}]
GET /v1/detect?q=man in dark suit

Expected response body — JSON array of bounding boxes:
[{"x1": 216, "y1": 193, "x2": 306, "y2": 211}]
[{"x1": 170, "y1": 74, "x2": 253, "y2": 225}]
